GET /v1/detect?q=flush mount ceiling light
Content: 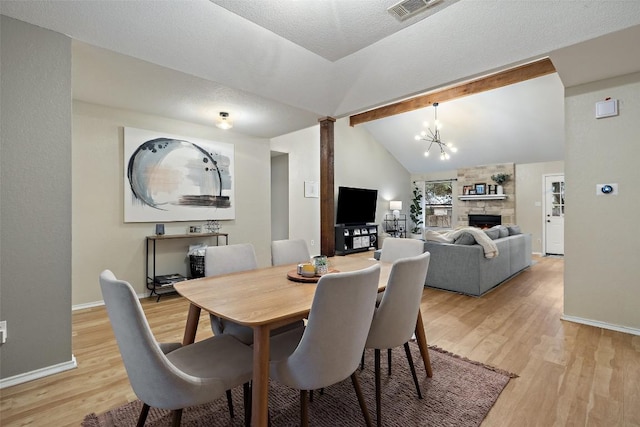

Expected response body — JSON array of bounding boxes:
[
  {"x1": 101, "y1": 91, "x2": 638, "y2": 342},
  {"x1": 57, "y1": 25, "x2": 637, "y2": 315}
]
[
  {"x1": 414, "y1": 102, "x2": 457, "y2": 160},
  {"x1": 216, "y1": 112, "x2": 233, "y2": 130}
]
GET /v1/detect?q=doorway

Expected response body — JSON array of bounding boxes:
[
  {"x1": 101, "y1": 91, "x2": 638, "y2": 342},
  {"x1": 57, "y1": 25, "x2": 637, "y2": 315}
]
[
  {"x1": 271, "y1": 152, "x2": 289, "y2": 241},
  {"x1": 544, "y1": 174, "x2": 565, "y2": 255}
]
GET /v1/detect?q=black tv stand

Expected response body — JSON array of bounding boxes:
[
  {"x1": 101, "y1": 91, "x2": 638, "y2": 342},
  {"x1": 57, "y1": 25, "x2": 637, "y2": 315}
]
[{"x1": 335, "y1": 224, "x2": 378, "y2": 255}]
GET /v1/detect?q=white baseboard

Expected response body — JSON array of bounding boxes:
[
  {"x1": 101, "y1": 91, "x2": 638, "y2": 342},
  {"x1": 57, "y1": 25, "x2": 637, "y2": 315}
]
[
  {"x1": 0, "y1": 355, "x2": 77, "y2": 389},
  {"x1": 561, "y1": 315, "x2": 640, "y2": 336},
  {"x1": 72, "y1": 292, "x2": 148, "y2": 311}
]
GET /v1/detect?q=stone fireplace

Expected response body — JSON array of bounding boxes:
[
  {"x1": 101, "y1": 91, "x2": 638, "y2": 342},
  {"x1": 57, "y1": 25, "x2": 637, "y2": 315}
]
[{"x1": 457, "y1": 163, "x2": 516, "y2": 226}]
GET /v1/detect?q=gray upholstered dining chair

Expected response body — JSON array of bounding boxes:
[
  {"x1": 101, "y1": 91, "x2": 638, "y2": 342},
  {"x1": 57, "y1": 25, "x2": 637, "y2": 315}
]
[
  {"x1": 379, "y1": 237, "x2": 425, "y2": 263},
  {"x1": 376, "y1": 237, "x2": 426, "y2": 307},
  {"x1": 271, "y1": 238, "x2": 311, "y2": 266},
  {"x1": 268, "y1": 264, "x2": 381, "y2": 427},
  {"x1": 364, "y1": 251, "x2": 431, "y2": 427},
  {"x1": 204, "y1": 243, "x2": 303, "y2": 345},
  {"x1": 99, "y1": 270, "x2": 254, "y2": 427}
]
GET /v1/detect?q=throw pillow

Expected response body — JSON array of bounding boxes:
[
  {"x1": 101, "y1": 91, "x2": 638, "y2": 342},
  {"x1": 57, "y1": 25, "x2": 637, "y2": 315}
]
[
  {"x1": 454, "y1": 232, "x2": 476, "y2": 245},
  {"x1": 507, "y1": 225, "x2": 522, "y2": 235},
  {"x1": 492, "y1": 225, "x2": 509, "y2": 238},
  {"x1": 484, "y1": 228, "x2": 500, "y2": 240}
]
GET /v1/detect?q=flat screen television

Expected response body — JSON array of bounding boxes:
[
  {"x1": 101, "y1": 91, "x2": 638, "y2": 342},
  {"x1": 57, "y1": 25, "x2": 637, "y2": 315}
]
[{"x1": 336, "y1": 186, "x2": 378, "y2": 225}]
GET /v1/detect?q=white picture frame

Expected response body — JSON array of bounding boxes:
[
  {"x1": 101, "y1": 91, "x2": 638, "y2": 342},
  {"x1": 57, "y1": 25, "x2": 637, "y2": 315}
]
[{"x1": 124, "y1": 127, "x2": 235, "y2": 222}]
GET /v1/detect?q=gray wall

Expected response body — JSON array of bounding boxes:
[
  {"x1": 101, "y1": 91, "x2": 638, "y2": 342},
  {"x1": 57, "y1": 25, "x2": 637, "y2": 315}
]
[{"x1": 1, "y1": 16, "x2": 73, "y2": 379}]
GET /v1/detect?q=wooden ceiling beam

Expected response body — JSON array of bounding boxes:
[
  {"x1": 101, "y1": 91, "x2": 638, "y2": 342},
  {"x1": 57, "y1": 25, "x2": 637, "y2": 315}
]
[{"x1": 349, "y1": 57, "x2": 556, "y2": 126}]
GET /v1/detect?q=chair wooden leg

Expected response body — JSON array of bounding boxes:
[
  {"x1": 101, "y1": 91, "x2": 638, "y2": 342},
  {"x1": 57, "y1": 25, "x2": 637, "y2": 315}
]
[
  {"x1": 387, "y1": 348, "x2": 392, "y2": 375},
  {"x1": 375, "y1": 349, "x2": 382, "y2": 427},
  {"x1": 300, "y1": 390, "x2": 309, "y2": 427},
  {"x1": 171, "y1": 409, "x2": 182, "y2": 427},
  {"x1": 243, "y1": 382, "x2": 251, "y2": 427},
  {"x1": 226, "y1": 389, "x2": 235, "y2": 418},
  {"x1": 351, "y1": 372, "x2": 373, "y2": 427},
  {"x1": 136, "y1": 403, "x2": 150, "y2": 427},
  {"x1": 404, "y1": 342, "x2": 423, "y2": 399}
]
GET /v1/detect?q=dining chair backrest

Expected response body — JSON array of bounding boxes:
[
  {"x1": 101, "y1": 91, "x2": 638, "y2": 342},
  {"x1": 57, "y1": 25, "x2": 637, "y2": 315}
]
[
  {"x1": 379, "y1": 237, "x2": 425, "y2": 263},
  {"x1": 99, "y1": 270, "x2": 225, "y2": 409},
  {"x1": 271, "y1": 264, "x2": 381, "y2": 390},
  {"x1": 271, "y1": 238, "x2": 311, "y2": 266},
  {"x1": 205, "y1": 243, "x2": 258, "y2": 277},
  {"x1": 366, "y1": 252, "x2": 431, "y2": 350}
]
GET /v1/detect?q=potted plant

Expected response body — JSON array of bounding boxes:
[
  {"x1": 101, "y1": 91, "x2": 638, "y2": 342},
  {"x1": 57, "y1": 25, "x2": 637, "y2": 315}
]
[
  {"x1": 409, "y1": 182, "x2": 424, "y2": 239},
  {"x1": 490, "y1": 173, "x2": 511, "y2": 195}
]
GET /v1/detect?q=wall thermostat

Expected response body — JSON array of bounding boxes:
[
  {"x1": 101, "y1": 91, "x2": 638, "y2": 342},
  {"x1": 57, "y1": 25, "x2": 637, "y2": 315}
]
[{"x1": 596, "y1": 183, "x2": 618, "y2": 196}]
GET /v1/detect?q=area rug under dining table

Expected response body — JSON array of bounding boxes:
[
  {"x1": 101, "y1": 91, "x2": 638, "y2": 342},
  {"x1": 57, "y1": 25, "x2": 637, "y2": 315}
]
[{"x1": 83, "y1": 343, "x2": 517, "y2": 427}]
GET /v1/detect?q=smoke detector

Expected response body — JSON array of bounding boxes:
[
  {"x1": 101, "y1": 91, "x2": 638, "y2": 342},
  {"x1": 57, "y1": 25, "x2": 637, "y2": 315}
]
[{"x1": 388, "y1": 0, "x2": 443, "y2": 21}]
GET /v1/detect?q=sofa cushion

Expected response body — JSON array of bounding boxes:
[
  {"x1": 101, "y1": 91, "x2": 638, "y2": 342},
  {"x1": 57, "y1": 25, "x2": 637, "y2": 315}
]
[
  {"x1": 493, "y1": 225, "x2": 509, "y2": 238},
  {"x1": 484, "y1": 228, "x2": 500, "y2": 240},
  {"x1": 507, "y1": 225, "x2": 522, "y2": 235},
  {"x1": 454, "y1": 232, "x2": 475, "y2": 245}
]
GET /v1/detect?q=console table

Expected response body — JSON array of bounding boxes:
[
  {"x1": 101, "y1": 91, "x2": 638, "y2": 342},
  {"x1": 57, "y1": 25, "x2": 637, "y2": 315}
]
[{"x1": 145, "y1": 232, "x2": 229, "y2": 300}]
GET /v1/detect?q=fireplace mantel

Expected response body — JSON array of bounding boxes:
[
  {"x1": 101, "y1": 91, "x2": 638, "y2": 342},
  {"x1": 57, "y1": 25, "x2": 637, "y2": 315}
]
[{"x1": 458, "y1": 194, "x2": 507, "y2": 201}]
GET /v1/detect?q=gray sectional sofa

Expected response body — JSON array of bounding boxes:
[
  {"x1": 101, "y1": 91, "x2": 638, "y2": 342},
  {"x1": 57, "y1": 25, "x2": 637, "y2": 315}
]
[
  {"x1": 423, "y1": 232, "x2": 532, "y2": 296},
  {"x1": 374, "y1": 226, "x2": 532, "y2": 296}
]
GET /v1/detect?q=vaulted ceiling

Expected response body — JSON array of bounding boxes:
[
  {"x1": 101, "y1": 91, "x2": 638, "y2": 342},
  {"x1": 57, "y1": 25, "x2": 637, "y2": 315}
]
[{"x1": 2, "y1": 0, "x2": 640, "y2": 173}]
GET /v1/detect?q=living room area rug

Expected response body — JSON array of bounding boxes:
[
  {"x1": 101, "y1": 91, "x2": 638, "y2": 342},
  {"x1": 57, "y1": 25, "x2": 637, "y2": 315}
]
[{"x1": 82, "y1": 343, "x2": 517, "y2": 427}]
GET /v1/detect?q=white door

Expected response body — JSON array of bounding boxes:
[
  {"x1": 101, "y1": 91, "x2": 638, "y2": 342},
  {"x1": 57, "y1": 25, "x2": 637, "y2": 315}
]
[{"x1": 544, "y1": 175, "x2": 565, "y2": 255}]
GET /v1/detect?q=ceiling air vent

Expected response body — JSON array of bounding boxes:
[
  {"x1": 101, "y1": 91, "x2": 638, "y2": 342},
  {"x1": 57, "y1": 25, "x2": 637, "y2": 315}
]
[{"x1": 388, "y1": 0, "x2": 443, "y2": 21}]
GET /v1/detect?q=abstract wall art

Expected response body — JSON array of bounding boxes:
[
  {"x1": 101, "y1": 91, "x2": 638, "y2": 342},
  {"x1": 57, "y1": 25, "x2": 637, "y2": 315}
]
[{"x1": 124, "y1": 127, "x2": 235, "y2": 222}]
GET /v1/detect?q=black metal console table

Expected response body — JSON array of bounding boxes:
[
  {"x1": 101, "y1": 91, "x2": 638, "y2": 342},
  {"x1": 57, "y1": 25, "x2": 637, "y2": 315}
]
[{"x1": 145, "y1": 232, "x2": 229, "y2": 300}]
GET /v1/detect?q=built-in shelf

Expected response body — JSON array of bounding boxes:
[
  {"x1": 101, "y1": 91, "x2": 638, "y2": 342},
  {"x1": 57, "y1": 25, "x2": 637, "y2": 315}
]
[{"x1": 458, "y1": 194, "x2": 507, "y2": 201}]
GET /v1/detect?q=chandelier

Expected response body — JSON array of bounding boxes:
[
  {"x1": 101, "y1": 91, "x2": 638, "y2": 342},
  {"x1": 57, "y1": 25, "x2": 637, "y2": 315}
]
[{"x1": 414, "y1": 102, "x2": 457, "y2": 160}]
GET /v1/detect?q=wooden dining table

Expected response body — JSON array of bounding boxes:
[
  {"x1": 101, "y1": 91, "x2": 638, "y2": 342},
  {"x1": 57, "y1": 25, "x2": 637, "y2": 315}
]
[{"x1": 174, "y1": 254, "x2": 433, "y2": 427}]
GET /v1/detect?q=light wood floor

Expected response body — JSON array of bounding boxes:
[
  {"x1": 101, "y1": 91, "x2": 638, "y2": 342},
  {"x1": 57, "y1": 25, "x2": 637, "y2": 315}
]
[{"x1": 2, "y1": 255, "x2": 639, "y2": 426}]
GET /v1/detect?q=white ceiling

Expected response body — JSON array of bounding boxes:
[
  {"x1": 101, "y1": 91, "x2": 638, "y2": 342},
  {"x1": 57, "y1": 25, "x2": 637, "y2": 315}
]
[
  {"x1": 2, "y1": 0, "x2": 640, "y2": 174},
  {"x1": 211, "y1": 0, "x2": 460, "y2": 62}
]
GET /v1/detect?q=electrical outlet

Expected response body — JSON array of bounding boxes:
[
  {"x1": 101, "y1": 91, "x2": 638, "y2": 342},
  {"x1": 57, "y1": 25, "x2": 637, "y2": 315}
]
[
  {"x1": 0, "y1": 321, "x2": 7, "y2": 344},
  {"x1": 310, "y1": 240, "x2": 315, "y2": 246}
]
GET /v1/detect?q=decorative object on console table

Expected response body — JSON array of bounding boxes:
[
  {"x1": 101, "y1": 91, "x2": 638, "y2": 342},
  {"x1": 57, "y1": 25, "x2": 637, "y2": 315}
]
[
  {"x1": 409, "y1": 182, "x2": 424, "y2": 239},
  {"x1": 154, "y1": 273, "x2": 188, "y2": 287},
  {"x1": 491, "y1": 173, "x2": 511, "y2": 195},
  {"x1": 204, "y1": 220, "x2": 220, "y2": 233}
]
